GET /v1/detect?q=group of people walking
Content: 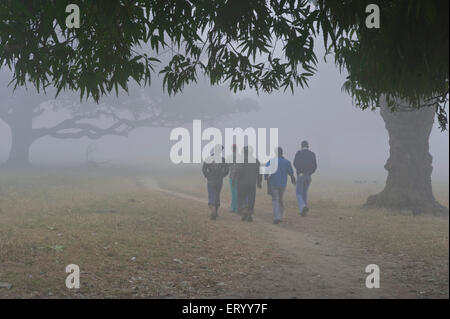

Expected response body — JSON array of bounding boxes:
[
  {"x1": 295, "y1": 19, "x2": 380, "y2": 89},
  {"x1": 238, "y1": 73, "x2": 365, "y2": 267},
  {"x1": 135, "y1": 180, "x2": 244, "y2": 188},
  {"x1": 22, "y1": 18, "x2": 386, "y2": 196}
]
[{"x1": 202, "y1": 141, "x2": 317, "y2": 224}]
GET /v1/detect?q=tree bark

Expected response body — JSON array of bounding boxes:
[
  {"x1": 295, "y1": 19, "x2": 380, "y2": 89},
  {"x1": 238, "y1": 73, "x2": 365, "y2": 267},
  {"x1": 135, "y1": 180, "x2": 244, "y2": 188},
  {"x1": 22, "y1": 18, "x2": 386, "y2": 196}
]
[
  {"x1": 365, "y1": 98, "x2": 448, "y2": 216},
  {"x1": 4, "y1": 128, "x2": 34, "y2": 168},
  {"x1": 2, "y1": 105, "x2": 35, "y2": 168}
]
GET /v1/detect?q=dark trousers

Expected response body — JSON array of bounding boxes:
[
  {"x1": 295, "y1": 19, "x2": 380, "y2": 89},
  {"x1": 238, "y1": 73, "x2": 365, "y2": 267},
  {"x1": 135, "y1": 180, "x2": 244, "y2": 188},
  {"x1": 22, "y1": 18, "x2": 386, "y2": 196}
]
[
  {"x1": 238, "y1": 184, "x2": 256, "y2": 214},
  {"x1": 207, "y1": 180, "x2": 223, "y2": 208}
]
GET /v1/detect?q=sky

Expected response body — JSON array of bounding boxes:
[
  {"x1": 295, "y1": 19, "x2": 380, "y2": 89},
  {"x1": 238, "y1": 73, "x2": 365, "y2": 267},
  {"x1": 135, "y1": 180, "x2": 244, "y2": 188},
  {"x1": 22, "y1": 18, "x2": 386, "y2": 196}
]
[{"x1": 0, "y1": 46, "x2": 448, "y2": 182}]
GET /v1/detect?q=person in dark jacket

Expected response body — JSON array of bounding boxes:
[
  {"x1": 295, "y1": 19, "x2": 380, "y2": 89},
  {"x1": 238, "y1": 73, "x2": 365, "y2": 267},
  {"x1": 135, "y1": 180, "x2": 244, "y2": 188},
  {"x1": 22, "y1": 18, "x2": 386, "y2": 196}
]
[
  {"x1": 293, "y1": 140, "x2": 317, "y2": 216},
  {"x1": 232, "y1": 146, "x2": 262, "y2": 222},
  {"x1": 227, "y1": 144, "x2": 239, "y2": 213},
  {"x1": 202, "y1": 145, "x2": 229, "y2": 220}
]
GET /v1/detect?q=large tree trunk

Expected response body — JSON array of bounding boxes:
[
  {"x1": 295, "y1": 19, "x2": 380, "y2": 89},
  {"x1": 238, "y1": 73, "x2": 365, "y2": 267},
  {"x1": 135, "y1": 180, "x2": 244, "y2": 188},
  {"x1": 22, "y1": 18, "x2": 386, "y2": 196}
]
[
  {"x1": 5, "y1": 128, "x2": 34, "y2": 168},
  {"x1": 2, "y1": 105, "x2": 36, "y2": 168},
  {"x1": 365, "y1": 98, "x2": 448, "y2": 216}
]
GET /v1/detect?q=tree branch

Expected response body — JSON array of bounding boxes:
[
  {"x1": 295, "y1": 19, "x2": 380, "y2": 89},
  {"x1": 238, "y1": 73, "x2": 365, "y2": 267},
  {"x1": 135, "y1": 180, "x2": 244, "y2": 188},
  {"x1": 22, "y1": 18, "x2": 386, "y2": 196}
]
[{"x1": 35, "y1": 113, "x2": 186, "y2": 140}]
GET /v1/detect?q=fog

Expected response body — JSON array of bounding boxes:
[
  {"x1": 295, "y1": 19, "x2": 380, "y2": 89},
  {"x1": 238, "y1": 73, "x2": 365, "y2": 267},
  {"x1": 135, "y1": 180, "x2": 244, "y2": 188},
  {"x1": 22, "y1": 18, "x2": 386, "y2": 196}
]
[{"x1": 0, "y1": 48, "x2": 448, "y2": 182}]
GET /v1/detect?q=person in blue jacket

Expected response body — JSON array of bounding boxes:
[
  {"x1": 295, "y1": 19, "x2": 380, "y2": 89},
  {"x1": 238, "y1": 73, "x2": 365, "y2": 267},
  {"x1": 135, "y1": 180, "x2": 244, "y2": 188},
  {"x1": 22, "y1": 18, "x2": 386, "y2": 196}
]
[{"x1": 265, "y1": 147, "x2": 296, "y2": 224}]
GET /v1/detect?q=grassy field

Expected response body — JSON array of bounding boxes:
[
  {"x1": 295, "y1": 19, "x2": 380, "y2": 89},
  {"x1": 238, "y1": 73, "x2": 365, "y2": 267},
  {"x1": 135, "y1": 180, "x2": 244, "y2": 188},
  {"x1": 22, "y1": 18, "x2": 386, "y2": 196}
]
[
  {"x1": 155, "y1": 166, "x2": 449, "y2": 297},
  {"x1": 0, "y1": 167, "x2": 448, "y2": 298},
  {"x1": 0, "y1": 168, "x2": 280, "y2": 298},
  {"x1": 156, "y1": 166, "x2": 449, "y2": 260}
]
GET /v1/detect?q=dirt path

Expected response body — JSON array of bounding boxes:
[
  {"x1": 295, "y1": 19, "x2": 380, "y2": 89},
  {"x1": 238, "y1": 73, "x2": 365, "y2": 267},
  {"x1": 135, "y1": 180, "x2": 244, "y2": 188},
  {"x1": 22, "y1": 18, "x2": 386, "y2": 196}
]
[{"x1": 140, "y1": 178, "x2": 417, "y2": 299}]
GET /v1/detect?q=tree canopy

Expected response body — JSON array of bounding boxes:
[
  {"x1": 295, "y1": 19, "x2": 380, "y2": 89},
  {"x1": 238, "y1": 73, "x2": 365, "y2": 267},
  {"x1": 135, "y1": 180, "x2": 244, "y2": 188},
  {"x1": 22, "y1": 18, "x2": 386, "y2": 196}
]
[
  {"x1": 321, "y1": 0, "x2": 449, "y2": 129},
  {"x1": 0, "y1": 0, "x2": 448, "y2": 127},
  {"x1": 1, "y1": 0, "x2": 325, "y2": 98}
]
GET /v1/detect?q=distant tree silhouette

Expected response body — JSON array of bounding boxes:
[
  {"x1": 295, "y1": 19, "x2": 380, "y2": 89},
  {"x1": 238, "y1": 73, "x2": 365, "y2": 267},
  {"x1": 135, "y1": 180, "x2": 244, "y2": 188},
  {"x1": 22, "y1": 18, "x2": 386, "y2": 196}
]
[{"x1": 0, "y1": 72, "x2": 258, "y2": 167}]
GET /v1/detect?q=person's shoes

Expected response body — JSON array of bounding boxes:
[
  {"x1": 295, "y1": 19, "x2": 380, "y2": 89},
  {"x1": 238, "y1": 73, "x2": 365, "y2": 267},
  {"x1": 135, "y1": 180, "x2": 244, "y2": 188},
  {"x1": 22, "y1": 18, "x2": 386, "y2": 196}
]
[
  {"x1": 241, "y1": 214, "x2": 248, "y2": 221},
  {"x1": 301, "y1": 207, "x2": 309, "y2": 216},
  {"x1": 210, "y1": 207, "x2": 218, "y2": 220},
  {"x1": 273, "y1": 219, "x2": 280, "y2": 224},
  {"x1": 208, "y1": 206, "x2": 214, "y2": 218},
  {"x1": 247, "y1": 215, "x2": 253, "y2": 222}
]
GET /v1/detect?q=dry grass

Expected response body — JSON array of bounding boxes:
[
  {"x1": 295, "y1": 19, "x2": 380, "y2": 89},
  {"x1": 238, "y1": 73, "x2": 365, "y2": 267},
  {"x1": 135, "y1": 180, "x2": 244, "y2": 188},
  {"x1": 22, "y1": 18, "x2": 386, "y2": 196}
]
[
  {"x1": 156, "y1": 167, "x2": 449, "y2": 262},
  {"x1": 156, "y1": 167, "x2": 449, "y2": 297},
  {"x1": 0, "y1": 169, "x2": 279, "y2": 298},
  {"x1": 0, "y1": 167, "x2": 448, "y2": 298}
]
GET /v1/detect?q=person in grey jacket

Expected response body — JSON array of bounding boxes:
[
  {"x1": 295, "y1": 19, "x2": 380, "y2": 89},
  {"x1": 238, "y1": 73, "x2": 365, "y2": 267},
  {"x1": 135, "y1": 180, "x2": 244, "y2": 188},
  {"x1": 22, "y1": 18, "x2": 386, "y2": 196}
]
[
  {"x1": 232, "y1": 146, "x2": 262, "y2": 222},
  {"x1": 202, "y1": 145, "x2": 229, "y2": 220}
]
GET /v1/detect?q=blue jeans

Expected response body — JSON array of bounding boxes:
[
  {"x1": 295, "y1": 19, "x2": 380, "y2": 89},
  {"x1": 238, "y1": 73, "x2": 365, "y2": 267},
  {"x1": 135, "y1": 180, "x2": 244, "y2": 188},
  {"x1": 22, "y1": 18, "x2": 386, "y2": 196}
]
[
  {"x1": 207, "y1": 180, "x2": 223, "y2": 208},
  {"x1": 271, "y1": 186, "x2": 285, "y2": 221},
  {"x1": 296, "y1": 174, "x2": 312, "y2": 213}
]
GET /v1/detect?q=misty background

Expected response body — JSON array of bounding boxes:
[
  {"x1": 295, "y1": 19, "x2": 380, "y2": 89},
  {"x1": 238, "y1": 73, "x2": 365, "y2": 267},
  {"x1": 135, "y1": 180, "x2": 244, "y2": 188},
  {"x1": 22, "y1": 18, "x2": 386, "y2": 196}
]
[{"x1": 0, "y1": 47, "x2": 448, "y2": 181}]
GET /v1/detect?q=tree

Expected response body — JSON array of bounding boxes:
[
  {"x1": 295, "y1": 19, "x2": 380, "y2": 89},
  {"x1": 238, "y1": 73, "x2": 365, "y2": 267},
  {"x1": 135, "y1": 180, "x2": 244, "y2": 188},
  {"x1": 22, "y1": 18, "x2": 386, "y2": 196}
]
[
  {"x1": 321, "y1": 0, "x2": 448, "y2": 125},
  {"x1": 321, "y1": 0, "x2": 449, "y2": 215},
  {"x1": 0, "y1": 0, "x2": 324, "y2": 100},
  {"x1": 0, "y1": 71, "x2": 258, "y2": 167},
  {"x1": 365, "y1": 98, "x2": 446, "y2": 215}
]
